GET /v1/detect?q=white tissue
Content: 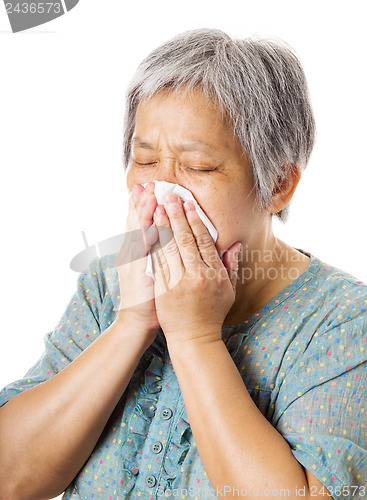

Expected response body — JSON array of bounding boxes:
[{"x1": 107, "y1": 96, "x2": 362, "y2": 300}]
[{"x1": 135, "y1": 180, "x2": 218, "y2": 280}]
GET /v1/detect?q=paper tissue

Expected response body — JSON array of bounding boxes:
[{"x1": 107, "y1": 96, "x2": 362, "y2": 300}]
[{"x1": 133, "y1": 180, "x2": 218, "y2": 280}]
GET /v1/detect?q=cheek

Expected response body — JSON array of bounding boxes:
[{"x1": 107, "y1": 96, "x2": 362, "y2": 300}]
[
  {"x1": 125, "y1": 170, "x2": 146, "y2": 193},
  {"x1": 196, "y1": 185, "x2": 234, "y2": 226},
  {"x1": 197, "y1": 188, "x2": 250, "y2": 252},
  {"x1": 125, "y1": 168, "x2": 133, "y2": 191},
  {"x1": 212, "y1": 210, "x2": 242, "y2": 250},
  {"x1": 194, "y1": 196, "x2": 236, "y2": 248}
]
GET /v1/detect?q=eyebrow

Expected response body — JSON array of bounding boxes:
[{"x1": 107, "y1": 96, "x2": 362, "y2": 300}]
[
  {"x1": 132, "y1": 137, "x2": 218, "y2": 154},
  {"x1": 132, "y1": 137, "x2": 154, "y2": 149}
]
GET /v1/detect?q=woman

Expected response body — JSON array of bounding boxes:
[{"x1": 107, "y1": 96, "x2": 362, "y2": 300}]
[{"x1": 0, "y1": 29, "x2": 365, "y2": 499}]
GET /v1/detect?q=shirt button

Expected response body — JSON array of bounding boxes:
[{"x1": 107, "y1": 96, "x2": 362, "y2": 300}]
[
  {"x1": 146, "y1": 474, "x2": 157, "y2": 487},
  {"x1": 151, "y1": 441, "x2": 163, "y2": 454},
  {"x1": 161, "y1": 408, "x2": 173, "y2": 420}
]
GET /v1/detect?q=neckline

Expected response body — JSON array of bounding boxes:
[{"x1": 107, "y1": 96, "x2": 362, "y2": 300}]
[{"x1": 222, "y1": 248, "x2": 321, "y2": 337}]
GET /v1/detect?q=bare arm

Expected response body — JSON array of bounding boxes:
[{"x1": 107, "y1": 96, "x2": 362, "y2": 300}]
[
  {"x1": 0, "y1": 316, "x2": 155, "y2": 500},
  {"x1": 167, "y1": 335, "x2": 333, "y2": 500}
]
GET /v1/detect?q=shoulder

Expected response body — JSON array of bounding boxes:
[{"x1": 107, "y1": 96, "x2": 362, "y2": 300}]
[
  {"x1": 272, "y1": 252, "x2": 367, "y2": 399},
  {"x1": 66, "y1": 251, "x2": 120, "y2": 333},
  {"x1": 301, "y1": 252, "x2": 367, "y2": 329},
  {"x1": 78, "y1": 251, "x2": 119, "y2": 283},
  {"x1": 76, "y1": 251, "x2": 119, "y2": 298},
  {"x1": 307, "y1": 251, "x2": 367, "y2": 294}
]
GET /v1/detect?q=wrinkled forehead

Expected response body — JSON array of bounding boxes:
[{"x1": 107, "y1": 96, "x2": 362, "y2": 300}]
[
  {"x1": 136, "y1": 85, "x2": 231, "y2": 127},
  {"x1": 134, "y1": 86, "x2": 240, "y2": 153}
]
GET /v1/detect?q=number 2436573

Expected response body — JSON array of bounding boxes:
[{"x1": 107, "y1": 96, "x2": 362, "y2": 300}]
[
  {"x1": 5, "y1": 3, "x2": 62, "y2": 14},
  {"x1": 309, "y1": 485, "x2": 365, "y2": 497}
]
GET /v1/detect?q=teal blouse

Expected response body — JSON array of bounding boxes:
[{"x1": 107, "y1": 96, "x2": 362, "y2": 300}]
[{"x1": 1, "y1": 250, "x2": 366, "y2": 499}]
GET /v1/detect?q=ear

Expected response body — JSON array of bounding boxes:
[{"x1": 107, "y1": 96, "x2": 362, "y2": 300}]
[{"x1": 266, "y1": 164, "x2": 302, "y2": 215}]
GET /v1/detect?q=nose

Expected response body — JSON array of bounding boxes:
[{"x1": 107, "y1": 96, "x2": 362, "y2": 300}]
[
  {"x1": 128, "y1": 158, "x2": 187, "y2": 195},
  {"x1": 148, "y1": 159, "x2": 180, "y2": 186}
]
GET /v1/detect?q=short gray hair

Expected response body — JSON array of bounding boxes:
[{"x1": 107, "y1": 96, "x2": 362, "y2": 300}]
[{"x1": 123, "y1": 28, "x2": 316, "y2": 222}]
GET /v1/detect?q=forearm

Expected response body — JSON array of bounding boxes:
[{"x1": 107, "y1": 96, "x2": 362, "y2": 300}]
[
  {"x1": 0, "y1": 317, "x2": 152, "y2": 500},
  {"x1": 167, "y1": 336, "x2": 311, "y2": 499}
]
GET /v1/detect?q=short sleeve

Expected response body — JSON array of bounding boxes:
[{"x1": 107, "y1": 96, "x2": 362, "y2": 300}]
[
  {"x1": 273, "y1": 312, "x2": 367, "y2": 498},
  {"x1": 0, "y1": 252, "x2": 120, "y2": 408}
]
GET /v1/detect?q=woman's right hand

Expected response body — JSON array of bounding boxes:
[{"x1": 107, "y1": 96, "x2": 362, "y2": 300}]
[{"x1": 115, "y1": 181, "x2": 160, "y2": 342}]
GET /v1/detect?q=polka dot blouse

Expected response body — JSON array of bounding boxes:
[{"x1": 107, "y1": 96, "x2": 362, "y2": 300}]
[{"x1": 1, "y1": 249, "x2": 366, "y2": 499}]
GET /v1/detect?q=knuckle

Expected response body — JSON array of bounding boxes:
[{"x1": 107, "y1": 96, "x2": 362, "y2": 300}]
[
  {"x1": 164, "y1": 240, "x2": 179, "y2": 257},
  {"x1": 158, "y1": 226, "x2": 174, "y2": 248},
  {"x1": 176, "y1": 231, "x2": 196, "y2": 247},
  {"x1": 190, "y1": 268, "x2": 208, "y2": 290},
  {"x1": 196, "y1": 233, "x2": 213, "y2": 249},
  {"x1": 197, "y1": 270, "x2": 207, "y2": 286}
]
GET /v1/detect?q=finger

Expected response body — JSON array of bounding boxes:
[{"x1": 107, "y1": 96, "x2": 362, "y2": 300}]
[
  {"x1": 182, "y1": 200, "x2": 222, "y2": 270},
  {"x1": 153, "y1": 204, "x2": 184, "y2": 287},
  {"x1": 135, "y1": 182, "x2": 156, "y2": 229},
  {"x1": 222, "y1": 242, "x2": 242, "y2": 290},
  {"x1": 125, "y1": 182, "x2": 155, "y2": 231},
  {"x1": 151, "y1": 236, "x2": 184, "y2": 294},
  {"x1": 124, "y1": 184, "x2": 143, "y2": 233},
  {"x1": 126, "y1": 183, "x2": 158, "y2": 250},
  {"x1": 117, "y1": 183, "x2": 158, "y2": 268},
  {"x1": 162, "y1": 194, "x2": 202, "y2": 270},
  {"x1": 150, "y1": 239, "x2": 170, "y2": 295},
  {"x1": 137, "y1": 184, "x2": 158, "y2": 251}
]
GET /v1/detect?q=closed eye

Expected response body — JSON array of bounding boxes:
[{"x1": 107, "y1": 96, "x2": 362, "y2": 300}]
[
  {"x1": 187, "y1": 167, "x2": 216, "y2": 172},
  {"x1": 134, "y1": 161, "x2": 157, "y2": 166},
  {"x1": 134, "y1": 161, "x2": 215, "y2": 172}
]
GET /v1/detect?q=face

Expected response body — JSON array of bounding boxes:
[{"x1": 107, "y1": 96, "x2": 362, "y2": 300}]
[{"x1": 126, "y1": 88, "x2": 268, "y2": 256}]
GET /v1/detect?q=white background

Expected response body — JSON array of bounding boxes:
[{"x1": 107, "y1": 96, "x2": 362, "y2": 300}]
[{"x1": 0, "y1": 1, "x2": 366, "y2": 498}]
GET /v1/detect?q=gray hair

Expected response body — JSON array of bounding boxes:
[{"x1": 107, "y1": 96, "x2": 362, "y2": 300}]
[{"x1": 123, "y1": 28, "x2": 316, "y2": 222}]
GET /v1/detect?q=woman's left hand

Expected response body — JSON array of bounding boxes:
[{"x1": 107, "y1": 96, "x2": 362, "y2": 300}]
[{"x1": 151, "y1": 194, "x2": 241, "y2": 346}]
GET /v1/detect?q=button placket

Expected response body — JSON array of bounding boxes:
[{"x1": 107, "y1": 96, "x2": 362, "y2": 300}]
[{"x1": 135, "y1": 350, "x2": 182, "y2": 494}]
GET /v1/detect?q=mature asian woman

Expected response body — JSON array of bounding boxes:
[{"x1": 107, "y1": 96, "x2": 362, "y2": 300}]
[{"x1": 0, "y1": 28, "x2": 365, "y2": 500}]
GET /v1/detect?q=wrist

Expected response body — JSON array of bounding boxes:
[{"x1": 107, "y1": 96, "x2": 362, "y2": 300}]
[
  {"x1": 166, "y1": 329, "x2": 223, "y2": 355},
  {"x1": 113, "y1": 315, "x2": 158, "y2": 348}
]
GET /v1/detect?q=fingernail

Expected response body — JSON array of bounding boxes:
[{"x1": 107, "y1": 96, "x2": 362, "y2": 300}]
[
  {"x1": 156, "y1": 205, "x2": 166, "y2": 216},
  {"x1": 183, "y1": 201, "x2": 195, "y2": 212},
  {"x1": 165, "y1": 194, "x2": 180, "y2": 204}
]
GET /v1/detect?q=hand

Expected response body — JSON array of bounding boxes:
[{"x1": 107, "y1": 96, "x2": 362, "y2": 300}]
[
  {"x1": 115, "y1": 182, "x2": 160, "y2": 340},
  {"x1": 151, "y1": 194, "x2": 241, "y2": 345}
]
